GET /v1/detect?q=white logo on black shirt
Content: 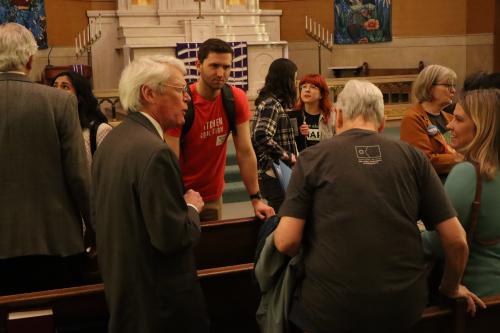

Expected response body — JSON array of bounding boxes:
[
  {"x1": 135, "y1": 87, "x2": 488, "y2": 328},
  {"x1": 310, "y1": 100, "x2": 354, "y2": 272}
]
[{"x1": 355, "y1": 145, "x2": 382, "y2": 165}]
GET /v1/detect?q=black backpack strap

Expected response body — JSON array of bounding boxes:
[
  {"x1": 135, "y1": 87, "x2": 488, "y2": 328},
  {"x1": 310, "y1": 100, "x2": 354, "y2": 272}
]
[
  {"x1": 181, "y1": 83, "x2": 237, "y2": 143},
  {"x1": 180, "y1": 83, "x2": 195, "y2": 144},
  {"x1": 221, "y1": 84, "x2": 237, "y2": 135},
  {"x1": 89, "y1": 121, "x2": 100, "y2": 156}
]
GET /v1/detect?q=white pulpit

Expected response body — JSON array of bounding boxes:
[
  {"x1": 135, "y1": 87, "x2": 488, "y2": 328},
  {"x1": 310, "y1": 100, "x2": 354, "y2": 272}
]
[{"x1": 89, "y1": 0, "x2": 285, "y2": 98}]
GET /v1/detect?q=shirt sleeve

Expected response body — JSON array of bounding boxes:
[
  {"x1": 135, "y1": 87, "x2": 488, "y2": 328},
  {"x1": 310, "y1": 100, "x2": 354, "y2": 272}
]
[
  {"x1": 420, "y1": 161, "x2": 469, "y2": 260},
  {"x1": 252, "y1": 99, "x2": 289, "y2": 161},
  {"x1": 400, "y1": 109, "x2": 456, "y2": 175},
  {"x1": 443, "y1": 162, "x2": 476, "y2": 226},
  {"x1": 232, "y1": 86, "x2": 252, "y2": 125},
  {"x1": 417, "y1": 149, "x2": 457, "y2": 230},
  {"x1": 96, "y1": 123, "x2": 113, "y2": 147}
]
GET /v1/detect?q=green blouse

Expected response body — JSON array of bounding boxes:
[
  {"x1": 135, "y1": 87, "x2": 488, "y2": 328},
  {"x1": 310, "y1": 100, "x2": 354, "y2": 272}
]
[{"x1": 422, "y1": 162, "x2": 500, "y2": 297}]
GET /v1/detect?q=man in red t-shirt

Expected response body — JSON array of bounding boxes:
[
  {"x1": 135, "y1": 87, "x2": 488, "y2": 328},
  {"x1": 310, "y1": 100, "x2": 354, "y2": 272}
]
[{"x1": 166, "y1": 38, "x2": 274, "y2": 221}]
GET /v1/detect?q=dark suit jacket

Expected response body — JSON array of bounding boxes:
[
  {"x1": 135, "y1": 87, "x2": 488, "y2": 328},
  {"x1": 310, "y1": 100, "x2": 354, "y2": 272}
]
[
  {"x1": 0, "y1": 72, "x2": 90, "y2": 258},
  {"x1": 92, "y1": 112, "x2": 209, "y2": 333}
]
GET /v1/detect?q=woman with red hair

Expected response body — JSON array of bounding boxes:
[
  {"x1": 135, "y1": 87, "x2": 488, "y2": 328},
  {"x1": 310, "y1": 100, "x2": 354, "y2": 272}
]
[{"x1": 291, "y1": 74, "x2": 335, "y2": 151}]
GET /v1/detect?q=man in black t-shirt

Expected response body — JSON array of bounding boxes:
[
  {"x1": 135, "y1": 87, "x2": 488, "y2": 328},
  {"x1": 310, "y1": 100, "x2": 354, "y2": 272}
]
[{"x1": 274, "y1": 80, "x2": 485, "y2": 333}]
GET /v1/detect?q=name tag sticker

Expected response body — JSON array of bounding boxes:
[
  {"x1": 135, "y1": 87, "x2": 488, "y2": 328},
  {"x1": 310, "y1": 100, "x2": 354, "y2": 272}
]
[{"x1": 216, "y1": 134, "x2": 227, "y2": 146}]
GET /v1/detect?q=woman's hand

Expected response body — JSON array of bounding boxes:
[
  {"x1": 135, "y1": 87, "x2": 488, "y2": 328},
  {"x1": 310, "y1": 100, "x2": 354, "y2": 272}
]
[
  {"x1": 282, "y1": 152, "x2": 297, "y2": 165},
  {"x1": 299, "y1": 123, "x2": 309, "y2": 136}
]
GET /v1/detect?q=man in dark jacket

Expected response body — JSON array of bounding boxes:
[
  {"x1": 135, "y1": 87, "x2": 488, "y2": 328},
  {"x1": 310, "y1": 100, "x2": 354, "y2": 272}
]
[
  {"x1": 92, "y1": 55, "x2": 209, "y2": 333},
  {"x1": 0, "y1": 23, "x2": 91, "y2": 295}
]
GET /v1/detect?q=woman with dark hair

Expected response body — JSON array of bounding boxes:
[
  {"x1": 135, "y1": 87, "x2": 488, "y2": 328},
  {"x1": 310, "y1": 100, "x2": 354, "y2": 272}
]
[
  {"x1": 290, "y1": 73, "x2": 335, "y2": 151},
  {"x1": 53, "y1": 71, "x2": 112, "y2": 168},
  {"x1": 251, "y1": 58, "x2": 298, "y2": 212}
]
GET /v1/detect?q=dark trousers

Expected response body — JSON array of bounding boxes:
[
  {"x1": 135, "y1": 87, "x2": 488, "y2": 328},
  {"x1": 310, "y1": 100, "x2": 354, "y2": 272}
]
[
  {"x1": 259, "y1": 173, "x2": 285, "y2": 213},
  {"x1": 0, "y1": 254, "x2": 84, "y2": 296}
]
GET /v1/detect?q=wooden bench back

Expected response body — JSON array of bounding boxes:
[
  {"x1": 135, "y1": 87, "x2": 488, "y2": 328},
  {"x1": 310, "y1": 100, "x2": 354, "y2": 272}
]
[
  {"x1": 0, "y1": 263, "x2": 258, "y2": 333},
  {"x1": 195, "y1": 217, "x2": 260, "y2": 269}
]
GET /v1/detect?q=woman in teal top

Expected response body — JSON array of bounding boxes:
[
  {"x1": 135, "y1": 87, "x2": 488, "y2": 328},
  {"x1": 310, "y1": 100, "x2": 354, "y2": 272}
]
[{"x1": 422, "y1": 88, "x2": 500, "y2": 297}]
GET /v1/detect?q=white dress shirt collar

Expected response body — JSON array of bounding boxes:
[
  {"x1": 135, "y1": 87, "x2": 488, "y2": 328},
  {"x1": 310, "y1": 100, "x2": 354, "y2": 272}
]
[{"x1": 140, "y1": 112, "x2": 164, "y2": 140}]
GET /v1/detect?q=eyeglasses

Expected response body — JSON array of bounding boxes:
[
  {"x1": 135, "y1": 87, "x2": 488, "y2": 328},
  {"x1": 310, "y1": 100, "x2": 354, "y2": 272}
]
[
  {"x1": 163, "y1": 83, "x2": 189, "y2": 95},
  {"x1": 433, "y1": 82, "x2": 456, "y2": 90}
]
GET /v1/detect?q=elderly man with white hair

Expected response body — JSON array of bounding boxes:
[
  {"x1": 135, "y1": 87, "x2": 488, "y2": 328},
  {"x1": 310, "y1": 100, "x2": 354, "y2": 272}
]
[
  {"x1": 0, "y1": 23, "x2": 91, "y2": 295},
  {"x1": 92, "y1": 55, "x2": 209, "y2": 333},
  {"x1": 274, "y1": 80, "x2": 485, "y2": 332}
]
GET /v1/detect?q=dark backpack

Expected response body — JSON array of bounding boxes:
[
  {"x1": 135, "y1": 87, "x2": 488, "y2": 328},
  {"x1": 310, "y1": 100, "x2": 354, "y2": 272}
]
[{"x1": 181, "y1": 84, "x2": 237, "y2": 144}]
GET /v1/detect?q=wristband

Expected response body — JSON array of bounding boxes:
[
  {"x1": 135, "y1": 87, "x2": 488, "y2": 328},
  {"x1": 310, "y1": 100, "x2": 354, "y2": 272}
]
[{"x1": 249, "y1": 191, "x2": 262, "y2": 200}]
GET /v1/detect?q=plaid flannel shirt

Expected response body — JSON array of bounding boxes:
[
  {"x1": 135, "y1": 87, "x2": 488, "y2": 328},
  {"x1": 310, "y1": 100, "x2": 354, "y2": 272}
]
[{"x1": 251, "y1": 96, "x2": 297, "y2": 173}]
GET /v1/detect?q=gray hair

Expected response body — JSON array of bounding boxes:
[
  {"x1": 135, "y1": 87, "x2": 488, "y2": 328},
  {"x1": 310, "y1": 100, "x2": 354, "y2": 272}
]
[
  {"x1": 336, "y1": 80, "x2": 384, "y2": 126},
  {"x1": 0, "y1": 23, "x2": 38, "y2": 72},
  {"x1": 413, "y1": 64, "x2": 457, "y2": 102},
  {"x1": 119, "y1": 55, "x2": 187, "y2": 112}
]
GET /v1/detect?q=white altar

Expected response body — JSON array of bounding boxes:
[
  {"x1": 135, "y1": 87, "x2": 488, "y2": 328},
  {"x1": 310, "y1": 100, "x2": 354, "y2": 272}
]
[{"x1": 88, "y1": 0, "x2": 285, "y2": 98}]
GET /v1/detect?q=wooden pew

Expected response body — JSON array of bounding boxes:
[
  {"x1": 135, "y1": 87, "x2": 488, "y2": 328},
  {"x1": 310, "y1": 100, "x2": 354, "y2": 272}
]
[
  {"x1": 199, "y1": 263, "x2": 259, "y2": 333},
  {"x1": 82, "y1": 216, "x2": 261, "y2": 284},
  {"x1": 3, "y1": 269, "x2": 500, "y2": 333},
  {"x1": 0, "y1": 284, "x2": 107, "y2": 333},
  {"x1": 408, "y1": 295, "x2": 500, "y2": 333},
  {"x1": 464, "y1": 294, "x2": 500, "y2": 332},
  {"x1": 0, "y1": 216, "x2": 263, "y2": 332},
  {"x1": 195, "y1": 217, "x2": 261, "y2": 269},
  {"x1": 408, "y1": 303, "x2": 456, "y2": 333},
  {"x1": 0, "y1": 263, "x2": 259, "y2": 333}
]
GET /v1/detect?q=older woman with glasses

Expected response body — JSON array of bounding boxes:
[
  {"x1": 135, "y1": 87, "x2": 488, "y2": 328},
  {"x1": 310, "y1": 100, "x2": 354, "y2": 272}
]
[
  {"x1": 400, "y1": 64, "x2": 463, "y2": 179},
  {"x1": 422, "y1": 88, "x2": 500, "y2": 298}
]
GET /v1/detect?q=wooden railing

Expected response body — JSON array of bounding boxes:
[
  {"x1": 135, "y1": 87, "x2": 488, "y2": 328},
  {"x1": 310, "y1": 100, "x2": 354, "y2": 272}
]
[{"x1": 326, "y1": 62, "x2": 424, "y2": 120}]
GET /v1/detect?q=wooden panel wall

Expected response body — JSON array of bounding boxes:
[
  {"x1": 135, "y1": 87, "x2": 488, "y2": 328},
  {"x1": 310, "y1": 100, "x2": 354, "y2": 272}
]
[
  {"x1": 392, "y1": 0, "x2": 466, "y2": 36},
  {"x1": 260, "y1": 0, "x2": 333, "y2": 42},
  {"x1": 466, "y1": 0, "x2": 495, "y2": 33},
  {"x1": 44, "y1": 1, "x2": 496, "y2": 46},
  {"x1": 261, "y1": 0, "x2": 495, "y2": 41},
  {"x1": 45, "y1": 0, "x2": 115, "y2": 46}
]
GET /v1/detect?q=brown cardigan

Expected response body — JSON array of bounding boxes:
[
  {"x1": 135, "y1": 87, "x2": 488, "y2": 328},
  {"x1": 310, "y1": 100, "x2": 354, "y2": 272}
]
[{"x1": 400, "y1": 103, "x2": 457, "y2": 175}]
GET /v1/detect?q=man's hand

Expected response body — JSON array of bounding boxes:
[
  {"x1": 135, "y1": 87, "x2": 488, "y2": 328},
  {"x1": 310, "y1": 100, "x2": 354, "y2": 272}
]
[
  {"x1": 184, "y1": 189, "x2": 204, "y2": 213},
  {"x1": 251, "y1": 199, "x2": 275, "y2": 220},
  {"x1": 440, "y1": 284, "x2": 486, "y2": 316},
  {"x1": 84, "y1": 226, "x2": 97, "y2": 258}
]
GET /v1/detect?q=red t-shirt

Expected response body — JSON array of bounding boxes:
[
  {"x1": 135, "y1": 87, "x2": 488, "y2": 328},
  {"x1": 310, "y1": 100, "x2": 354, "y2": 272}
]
[{"x1": 167, "y1": 83, "x2": 251, "y2": 201}]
